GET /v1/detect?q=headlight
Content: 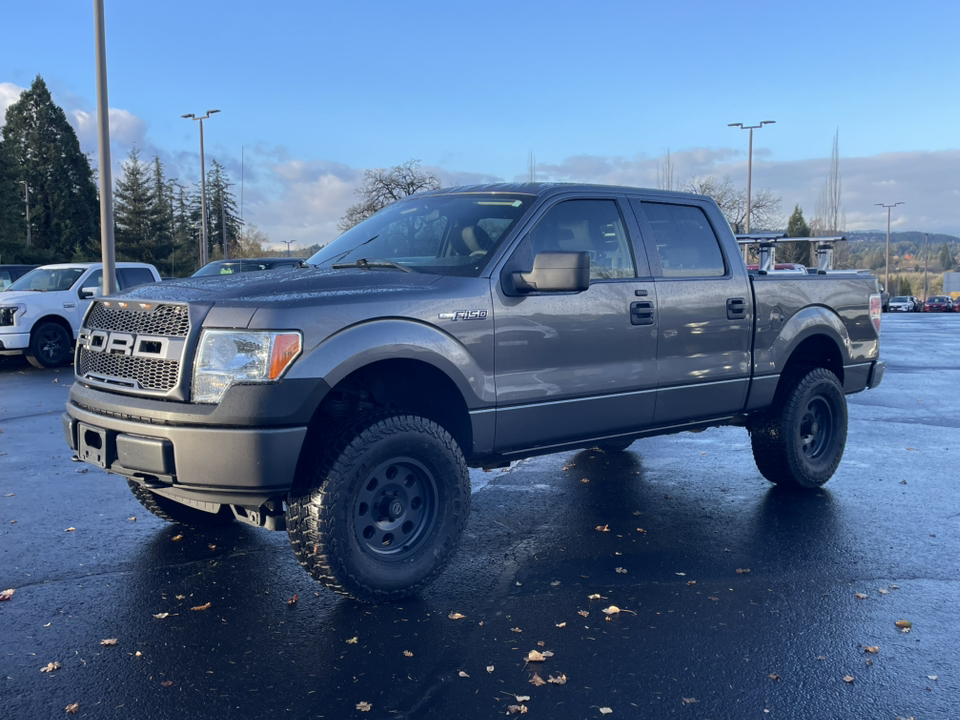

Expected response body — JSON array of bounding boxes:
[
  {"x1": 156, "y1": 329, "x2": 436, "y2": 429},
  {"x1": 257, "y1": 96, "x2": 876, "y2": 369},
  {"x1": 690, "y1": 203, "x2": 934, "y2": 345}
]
[
  {"x1": 0, "y1": 305, "x2": 26, "y2": 327},
  {"x1": 192, "y1": 330, "x2": 302, "y2": 404}
]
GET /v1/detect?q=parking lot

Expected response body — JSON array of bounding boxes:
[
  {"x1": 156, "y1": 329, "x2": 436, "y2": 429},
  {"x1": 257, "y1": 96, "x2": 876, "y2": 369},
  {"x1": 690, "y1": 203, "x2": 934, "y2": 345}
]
[{"x1": 1, "y1": 313, "x2": 958, "y2": 719}]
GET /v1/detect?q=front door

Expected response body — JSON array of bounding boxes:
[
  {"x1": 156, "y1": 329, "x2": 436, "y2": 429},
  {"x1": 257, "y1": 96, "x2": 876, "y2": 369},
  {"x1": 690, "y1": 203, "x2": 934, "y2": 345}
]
[{"x1": 492, "y1": 197, "x2": 658, "y2": 453}]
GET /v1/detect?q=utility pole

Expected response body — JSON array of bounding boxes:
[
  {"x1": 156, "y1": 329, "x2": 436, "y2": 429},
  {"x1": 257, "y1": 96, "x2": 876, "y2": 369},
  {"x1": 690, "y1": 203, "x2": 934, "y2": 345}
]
[
  {"x1": 875, "y1": 202, "x2": 904, "y2": 294},
  {"x1": 19, "y1": 180, "x2": 31, "y2": 247},
  {"x1": 282, "y1": 240, "x2": 294, "y2": 258},
  {"x1": 181, "y1": 110, "x2": 221, "y2": 267},
  {"x1": 729, "y1": 120, "x2": 775, "y2": 262},
  {"x1": 924, "y1": 232, "x2": 929, "y2": 301},
  {"x1": 94, "y1": 0, "x2": 116, "y2": 294}
]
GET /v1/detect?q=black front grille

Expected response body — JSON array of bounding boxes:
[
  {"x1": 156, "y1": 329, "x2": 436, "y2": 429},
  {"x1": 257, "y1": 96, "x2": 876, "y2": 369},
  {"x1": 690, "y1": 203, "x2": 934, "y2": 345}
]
[
  {"x1": 77, "y1": 350, "x2": 180, "y2": 391},
  {"x1": 86, "y1": 302, "x2": 190, "y2": 337}
]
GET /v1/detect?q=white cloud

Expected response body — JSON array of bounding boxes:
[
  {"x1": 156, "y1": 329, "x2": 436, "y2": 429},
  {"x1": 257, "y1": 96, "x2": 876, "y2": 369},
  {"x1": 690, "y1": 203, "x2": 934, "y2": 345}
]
[
  {"x1": 0, "y1": 82, "x2": 25, "y2": 127},
  {"x1": 71, "y1": 107, "x2": 147, "y2": 154}
]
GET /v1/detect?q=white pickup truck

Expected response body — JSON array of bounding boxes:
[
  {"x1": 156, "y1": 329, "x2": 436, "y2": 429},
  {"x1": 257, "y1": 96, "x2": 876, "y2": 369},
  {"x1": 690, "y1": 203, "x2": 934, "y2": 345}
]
[{"x1": 0, "y1": 262, "x2": 161, "y2": 368}]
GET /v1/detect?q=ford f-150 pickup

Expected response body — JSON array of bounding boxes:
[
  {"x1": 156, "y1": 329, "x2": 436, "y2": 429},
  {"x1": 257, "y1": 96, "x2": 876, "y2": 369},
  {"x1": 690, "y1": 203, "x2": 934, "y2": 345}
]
[{"x1": 62, "y1": 184, "x2": 884, "y2": 601}]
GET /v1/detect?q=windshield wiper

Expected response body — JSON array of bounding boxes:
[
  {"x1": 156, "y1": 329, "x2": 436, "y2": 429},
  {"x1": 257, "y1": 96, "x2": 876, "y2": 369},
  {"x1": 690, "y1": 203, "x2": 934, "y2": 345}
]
[{"x1": 331, "y1": 258, "x2": 412, "y2": 273}]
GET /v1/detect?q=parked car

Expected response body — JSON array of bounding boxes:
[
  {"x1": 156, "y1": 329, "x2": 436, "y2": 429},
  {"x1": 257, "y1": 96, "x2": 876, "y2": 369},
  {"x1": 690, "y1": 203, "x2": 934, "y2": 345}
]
[
  {"x1": 0, "y1": 264, "x2": 39, "y2": 291},
  {"x1": 0, "y1": 262, "x2": 161, "y2": 368},
  {"x1": 923, "y1": 295, "x2": 954, "y2": 312},
  {"x1": 888, "y1": 295, "x2": 921, "y2": 312},
  {"x1": 191, "y1": 257, "x2": 304, "y2": 277}
]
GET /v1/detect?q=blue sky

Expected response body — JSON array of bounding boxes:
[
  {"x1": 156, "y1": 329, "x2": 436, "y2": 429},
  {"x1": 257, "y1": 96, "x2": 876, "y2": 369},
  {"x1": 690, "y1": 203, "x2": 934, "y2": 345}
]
[{"x1": 3, "y1": 0, "x2": 959, "y2": 247}]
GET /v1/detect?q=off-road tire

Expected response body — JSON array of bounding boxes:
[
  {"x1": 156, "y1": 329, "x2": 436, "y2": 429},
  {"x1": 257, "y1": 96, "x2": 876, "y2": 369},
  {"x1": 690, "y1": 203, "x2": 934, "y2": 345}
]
[
  {"x1": 26, "y1": 321, "x2": 72, "y2": 369},
  {"x1": 749, "y1": 367, "x2": 847, "y2": 489},
  {"x1": 286, "y1": 413, "x2": 470, "y2": 603},
  {"x1": 126, "y1": 480, "x2": 235, "y2": 527}
]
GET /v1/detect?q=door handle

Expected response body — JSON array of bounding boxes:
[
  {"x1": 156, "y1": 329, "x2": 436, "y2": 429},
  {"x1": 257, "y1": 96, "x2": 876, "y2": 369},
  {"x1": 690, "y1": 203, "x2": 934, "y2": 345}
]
[
  {"x1": 630, "y1": 300, "x2": 655, "y2": 326},
  {"x1": 726, "y1": 297, "x2": 747, "y2": 320}
]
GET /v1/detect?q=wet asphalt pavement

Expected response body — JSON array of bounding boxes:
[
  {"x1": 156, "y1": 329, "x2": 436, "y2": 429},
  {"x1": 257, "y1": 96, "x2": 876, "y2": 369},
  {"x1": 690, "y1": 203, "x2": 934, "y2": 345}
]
[{"x1": 1, "y1": 313, "x2": 958, "y2": 720}]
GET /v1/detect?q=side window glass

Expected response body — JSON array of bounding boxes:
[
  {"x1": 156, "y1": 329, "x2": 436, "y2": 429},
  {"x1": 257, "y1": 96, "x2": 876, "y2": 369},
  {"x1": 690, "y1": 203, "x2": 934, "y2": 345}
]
[
  {"x1": 118, "y1": 268, "x2": 155, "y2": 289},
  {"x1": 81, "y1": 270, "x2": 104, "y2": 296},
  {"x1": 639, "y1": 202, "x2": 726, "y2": 277},
  {"x1": 528, "y1": 199, "x2": 635, "y2": 280}
]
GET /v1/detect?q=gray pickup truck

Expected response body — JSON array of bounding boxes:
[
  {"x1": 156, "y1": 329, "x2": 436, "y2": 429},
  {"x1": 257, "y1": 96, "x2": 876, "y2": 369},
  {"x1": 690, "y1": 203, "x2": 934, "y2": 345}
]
[{"x1": 63, "y1": 183, "x2": 884, "y2": 601}]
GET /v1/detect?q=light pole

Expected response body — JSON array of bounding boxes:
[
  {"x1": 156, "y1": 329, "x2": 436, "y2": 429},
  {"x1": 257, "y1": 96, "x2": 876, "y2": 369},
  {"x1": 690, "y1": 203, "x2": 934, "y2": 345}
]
[
  {"x1": 94, "y1": 0, "x2": 116, "y2": 293},
  {"x1": 728, "y1": 121, "x2": 775, "y2": 234},
  {"x1": 282, "y1": 240, "x2": 294, "y2": 258},
  {"x1": 181, "y1": 109, "x2": 221, "y2": 267},
  {"x1": 19, "y1": 180, "x2": 30, "y2": 247},
  {"x1": 875, "y1": 202, "x2": 903, "y2": 294}
]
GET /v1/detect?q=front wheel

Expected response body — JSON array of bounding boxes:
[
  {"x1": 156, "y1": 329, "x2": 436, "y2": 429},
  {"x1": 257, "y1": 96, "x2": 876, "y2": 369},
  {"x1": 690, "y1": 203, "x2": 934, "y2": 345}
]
[
  {"x1": 749, "y1": 367, "x2": 847, "y2": 489},
  {"x1": 27, "y1": 322, "x2": 72, "y2": 369},
  {"x1": 286, "y1": 414, "x2": 471, "y2": 602}
]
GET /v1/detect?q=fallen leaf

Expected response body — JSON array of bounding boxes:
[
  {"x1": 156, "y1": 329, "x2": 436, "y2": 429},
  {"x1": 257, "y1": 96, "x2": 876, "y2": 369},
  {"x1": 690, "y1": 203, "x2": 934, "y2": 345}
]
[
  {"x1": 686, "y1": 580, "x2": 697, "y2": 586},
  {"x1": 526, "y1": 650, "x2": 546, "y2": 662},
  {"x1": 548, "y1": 674, "x2": 567, "y2": 685},
  {"x1": 161, "y1": 680, "x2": 173, "y2": 687},
  {"x1": 100, "y1": 638, "x2": 118, "y2": 646},
  {"x1": 458, "y1": 670, "x2": 469, "y2": 678},
  {"x1": 615, "y1": 567, "x2": 627, "y2": 574},
  {"x1": 599, "y1": 708, "x2": 613, "y2": 715},
  {"x1": 171, "y1": 534, "x2": 183, "y2": 541},
  {"x1": 578, "y1": 610, "x2": 590, "y2": 618},
  {"x1": 0, "y1": 588, "x2": 14, "y2": 601},
  {"x1": 287, "y1": 594, "x2": 299, "y2": 606},
  {"x1": 153, "y1": 612, "x2": 169, "y2": 619},
  {"x1": 928, "y1": 675, "x2": 938, "y2": 681},
  {"x1": 529, "y1": 672, "x2": 546, "y2": 686},
  {"x1": 555, "y1": 622, "x2": 567, "y2": 628},
  {"x1": 596, "y1": 524, "x2": 609, "y2": 532},
  {"x1": 356, "y1": 701, "x2": 372, "y2": 712},
  {"x1": 865, "y1": 646, "x2": 879, "y2": 654},
  {"x1": 855, "y1": 592, "x2": 868, "y2": 600},
  {"x1": 636, "y1": 528, "x2": 646, "y2": 533},
  {"x1": 345, "y1": 636, "x2": 358, "y2": 644},
  {"x1": 587, "y1": 593, "x2": 604, "y2": 600},
  {"x1": 40, "y1": 661, "x2": 61, "y2": 673},
  {"x1": 404, "y1": 651, "x2": 414, "y2": 657},
  {"x1": 681, "y1": 697, "x2": 698, "y2": 705},
  {"x1": 448, "y1": 612, "x2": 466, "y2": 620},
  {"x1": 843, "y1": 675, "x2": 855, "y2": 683},
  {"x1": 190, "y1": 602, "x2": 212, "y2": 611},
  {"x1": 603, "y1": 606, "x2": 621, "y2": 615},
  {"x1": 537, "y1": 641, "x2": 545, "y2": 647},
  {"x1": 127, "y1": 516, "x2": 137, "y2": 522},
  {"x1": 65, "y1": 527, "x2": 75, "y2": 532},
  {"x1": 895, "y1": 619, "x2": 913, "y2": 629},
  {"x1": 511, "y1": 627, "x2": 523, "y2": 633},
  {"x1": 514, "y1": 695, "x2": 530, "y2": 702},
  {"x1": 735, "y1": 568, "x2": 751, "y2": 574},
  {"x1": 506, "y1": 705, "x2": 528, "y2": 715},
  {"x1": 768, "y1": 674, "x2": 781, "y2": 681},
  {"x1": 65, "y1": 703, "x2": 79, "y2": 714},
  {"x1": 486, "y1": 664, "x2": 494, "y2": 673},
  {"x1": 550, "y1": 580, "x2": 561, "y2": 586}
]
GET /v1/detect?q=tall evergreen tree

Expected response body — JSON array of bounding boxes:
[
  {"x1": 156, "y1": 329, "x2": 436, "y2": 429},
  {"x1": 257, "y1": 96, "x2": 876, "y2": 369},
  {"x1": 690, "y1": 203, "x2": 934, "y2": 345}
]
[
  {"x1": 206, "y1": 159, "x2": 241, "y2": 259},
  {"x1": 114, "y1": 145, "x2": 160, "y2": 263},
  {"x1": 781, "y1": 205, "x2": 812, "y2": 265},
  {"x1": 150, "y1": 154, "x2": 175, "y2": 275},
  {"x1": 939, "y1": 243, "x2": 956, "y2": 271},
  {"x1": 0, "y1": 141, "x2": 25, "y2": 262},
  {"x1": 1, "y1": 76, "x2": 99, "y2": 261}
]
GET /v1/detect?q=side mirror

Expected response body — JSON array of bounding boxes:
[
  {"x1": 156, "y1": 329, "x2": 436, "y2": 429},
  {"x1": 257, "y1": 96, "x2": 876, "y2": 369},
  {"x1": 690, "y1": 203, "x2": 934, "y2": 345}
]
[
  {"x1": 506, "y1": 251, "x2": 590, "y2": 295},
  {"x1": 79, "y1": 286, "x2": 102, "y2": 299}
]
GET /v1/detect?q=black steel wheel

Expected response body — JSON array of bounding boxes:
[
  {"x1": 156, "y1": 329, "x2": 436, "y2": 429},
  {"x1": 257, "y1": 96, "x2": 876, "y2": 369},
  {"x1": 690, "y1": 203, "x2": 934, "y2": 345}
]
[
  {"x1": 26, "y1": 321, "x2": 72, "y2": 369},
  {"x1": 286, "y1": 413, "x2": 470, "y2": 602},
  {"x1": 126, "y1": 480, "x2": 235, "y2": 527},
  {"x1": 749, "y1": 367, "x2": 848, "y2": 489}
]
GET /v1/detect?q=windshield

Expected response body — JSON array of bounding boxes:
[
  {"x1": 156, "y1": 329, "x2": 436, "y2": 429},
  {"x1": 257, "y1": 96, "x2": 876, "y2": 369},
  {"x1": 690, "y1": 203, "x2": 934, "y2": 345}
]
[
  {"x1": 192, "y1": 261, "x2": 269, "y2": 277},
  {"x1": 307, "y1": 193, "x2": 535, "y2": 277},
  {"x1": 930, "y1": 297, "x2": 949, "y2": 302},
  {"x1": 891, "y1": 296, "x2": 908, "y2": 302},
  {"x1": 7, "y1": 267, "x2": 86, "y2": 292}
]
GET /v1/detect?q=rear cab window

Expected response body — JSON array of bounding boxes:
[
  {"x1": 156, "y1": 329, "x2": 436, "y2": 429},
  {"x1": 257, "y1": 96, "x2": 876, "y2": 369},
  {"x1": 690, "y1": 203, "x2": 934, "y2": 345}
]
[{"x1": 633, "y1": 201, "x2": 727, "y2": 278}]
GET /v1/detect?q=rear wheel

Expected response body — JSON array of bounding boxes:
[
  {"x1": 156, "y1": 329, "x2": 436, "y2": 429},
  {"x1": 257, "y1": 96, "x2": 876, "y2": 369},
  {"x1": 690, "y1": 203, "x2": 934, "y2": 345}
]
[
  {"x1": 286, "y1": 413, "x2": 470, "y2": 602},
  {"x1": 27, "y1": 322, "x2": 72, "y2": 369},
  {"x1": 126, "y1": 480, "x2": 235, "y2": 527},
  {"x1": 749, "y1": 367, "x2": 847, "y2": 489}
]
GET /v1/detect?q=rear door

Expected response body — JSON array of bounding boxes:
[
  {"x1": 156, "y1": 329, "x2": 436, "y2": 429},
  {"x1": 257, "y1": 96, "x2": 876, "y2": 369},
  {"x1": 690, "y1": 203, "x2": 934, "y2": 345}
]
[
  {"x1": 629, "y1": 199, "x2": 753, "y2": 425},
  {"x1": 492, "y1": 195, "x2": 658, "y2": 452}
]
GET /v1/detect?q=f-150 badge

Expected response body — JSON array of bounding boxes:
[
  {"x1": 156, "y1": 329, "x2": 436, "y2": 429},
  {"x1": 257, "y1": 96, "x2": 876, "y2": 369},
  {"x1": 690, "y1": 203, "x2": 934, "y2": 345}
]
[{"x1": 438, "y1": 310, "x2": 488, "y2": 321}]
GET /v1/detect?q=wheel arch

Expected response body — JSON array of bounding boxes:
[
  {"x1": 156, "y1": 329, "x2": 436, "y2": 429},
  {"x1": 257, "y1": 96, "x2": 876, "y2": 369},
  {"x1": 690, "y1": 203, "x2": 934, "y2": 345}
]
[{"x1": 31, "y1": 313, "x2": 75, "y2": 341}]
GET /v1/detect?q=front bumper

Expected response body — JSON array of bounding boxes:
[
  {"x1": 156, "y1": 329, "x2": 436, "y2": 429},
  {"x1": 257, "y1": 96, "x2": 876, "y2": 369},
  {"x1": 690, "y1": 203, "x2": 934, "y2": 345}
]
[{"x1": 0, "y1": 331, "x2": 30, "y2": 353}]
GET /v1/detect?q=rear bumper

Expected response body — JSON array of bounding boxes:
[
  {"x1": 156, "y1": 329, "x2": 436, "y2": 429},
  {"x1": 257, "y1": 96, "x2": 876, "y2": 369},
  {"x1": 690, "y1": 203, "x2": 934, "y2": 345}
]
[
  {"x1": 867, "y1": 359, "x2": 885, "y2": 389},
  {"x1": 63, "y1": 402, "x2": 307, "y2": 500}
]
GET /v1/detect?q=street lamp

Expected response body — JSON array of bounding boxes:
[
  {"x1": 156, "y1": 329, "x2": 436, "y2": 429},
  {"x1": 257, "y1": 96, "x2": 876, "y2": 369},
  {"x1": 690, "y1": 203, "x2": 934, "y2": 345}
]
[
  {"x1": 875, "y1": 202, "x2": 903, "y2": 294},
  {"x1": 728, "y1": 121, "x2": 776, "y2": 234},
  {"x1": 18, "y1": 180, "x2": 30, "y2": 247},
  {"x1": 282, "y1": 240, "x2": 294, "y2": 258},
  {"x1": 181, "y1": 109, "x2": 221, "y2": 267}
]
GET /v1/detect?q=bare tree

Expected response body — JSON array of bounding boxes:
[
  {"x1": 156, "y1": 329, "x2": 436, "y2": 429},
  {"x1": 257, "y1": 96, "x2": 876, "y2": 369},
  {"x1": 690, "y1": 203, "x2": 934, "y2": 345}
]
[
  {"x1": 657, "y1": 149, "x2": 674, "y2": 191},
  {"x1": 683, "y1": 175, "x2": 781, "y2": 231},
  {"x1": 812, "y1": 129, "x2": 847, "y2": 266},
  {"x1": 339, "y1": 159, "x2": 441, "y2": 232}
]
